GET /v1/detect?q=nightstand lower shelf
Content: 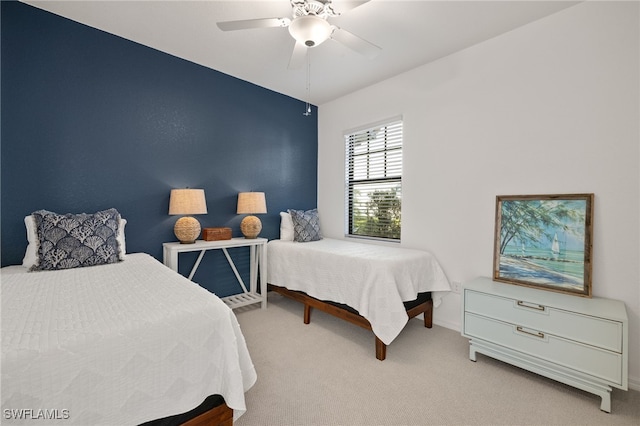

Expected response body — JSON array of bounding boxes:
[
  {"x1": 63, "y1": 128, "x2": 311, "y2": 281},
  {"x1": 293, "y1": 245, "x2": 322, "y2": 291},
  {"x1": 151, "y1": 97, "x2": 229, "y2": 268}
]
[{"x1": 222, "y1": 292, "x2": 263, "y2": 309}]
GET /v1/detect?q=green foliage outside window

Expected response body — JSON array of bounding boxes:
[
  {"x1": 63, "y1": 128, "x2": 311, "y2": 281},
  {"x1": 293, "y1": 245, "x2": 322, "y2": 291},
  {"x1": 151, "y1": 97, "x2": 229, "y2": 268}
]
[{"x1": 351, "y1": 189, "x2": 401, "y2": 239}]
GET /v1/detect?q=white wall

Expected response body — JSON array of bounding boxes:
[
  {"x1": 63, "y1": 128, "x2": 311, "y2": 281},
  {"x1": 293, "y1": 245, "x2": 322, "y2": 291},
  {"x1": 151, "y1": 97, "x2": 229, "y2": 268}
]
[{"x1": 318, "y1": 1, "x2": 639, "y2": 388}]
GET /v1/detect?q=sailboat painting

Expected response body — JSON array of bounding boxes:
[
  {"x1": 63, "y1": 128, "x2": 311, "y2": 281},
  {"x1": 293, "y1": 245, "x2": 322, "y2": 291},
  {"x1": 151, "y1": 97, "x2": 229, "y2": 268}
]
[
  {"x1": 493, "y1": 194, "x2": 594, "y2": 297},
  {"x1": 551, "y1": 233, "x2": 560, "y2": 260}
]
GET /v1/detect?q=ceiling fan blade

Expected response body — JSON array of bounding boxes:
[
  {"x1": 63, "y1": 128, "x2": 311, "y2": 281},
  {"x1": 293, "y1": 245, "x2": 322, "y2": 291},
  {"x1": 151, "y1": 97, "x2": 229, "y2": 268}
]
[
  {"x1": 288, "y1": 41, "x2": 308, "y2": 70},
  {"x1": 330, "y1": 26, "x2": 381, "y2": 59},
  {"x1": 216, "y1": 17, "x2": 290, "y2": 31},
  {"x1": 330, "y1": 0, "x2": 370, "y2": 15}
]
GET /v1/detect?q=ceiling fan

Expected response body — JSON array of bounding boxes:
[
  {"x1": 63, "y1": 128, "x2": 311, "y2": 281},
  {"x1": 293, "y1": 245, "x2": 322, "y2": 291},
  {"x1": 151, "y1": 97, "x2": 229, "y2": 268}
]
[{"x1": 216, "y1": 0, "x2": 381, "y2": 69}]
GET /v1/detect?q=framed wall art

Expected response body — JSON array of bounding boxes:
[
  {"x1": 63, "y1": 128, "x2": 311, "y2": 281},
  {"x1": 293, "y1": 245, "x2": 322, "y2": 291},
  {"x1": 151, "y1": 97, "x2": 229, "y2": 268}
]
[{"x1": 493, "y1": 193, "x2": 594, "y2": 297}]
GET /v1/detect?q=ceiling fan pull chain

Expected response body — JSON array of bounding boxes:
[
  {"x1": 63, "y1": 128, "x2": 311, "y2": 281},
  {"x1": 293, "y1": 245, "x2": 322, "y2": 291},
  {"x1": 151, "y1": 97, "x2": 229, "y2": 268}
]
[{"x1": 304, "y1": 51, "x2": 312, "y2": 116}]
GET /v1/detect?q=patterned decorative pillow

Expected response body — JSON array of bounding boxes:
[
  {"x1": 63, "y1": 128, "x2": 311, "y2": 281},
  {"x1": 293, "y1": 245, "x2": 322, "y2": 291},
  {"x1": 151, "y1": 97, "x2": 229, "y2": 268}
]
[
  {"x1": 22, "y1": 215, "x2": 127, "y2": 268},
  {"x1": 288, "y1": 208, "x2": 323, "y2": 242},
  {"x1": 31, "y1": 208, "x2": 122, "y2": 271}
]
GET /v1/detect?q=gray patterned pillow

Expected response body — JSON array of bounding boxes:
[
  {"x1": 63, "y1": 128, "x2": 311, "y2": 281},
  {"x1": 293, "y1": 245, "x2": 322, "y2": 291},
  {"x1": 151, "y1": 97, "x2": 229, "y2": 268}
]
[
  {"x1": 31, "y1": 208, "x2": 122, "y2": 271},
  {"x1": 288, "y1": 208, "x2": 323, "y2": 242}
]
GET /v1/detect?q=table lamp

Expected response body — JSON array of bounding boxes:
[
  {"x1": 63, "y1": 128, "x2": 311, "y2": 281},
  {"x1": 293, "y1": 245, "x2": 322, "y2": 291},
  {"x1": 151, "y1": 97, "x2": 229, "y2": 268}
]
[
  {"x1": 169, "y1": 188, "x2": 207, "y2": 244},
  {"x1": 237, "y1": 192, "x2": 267, "y2": 239}
]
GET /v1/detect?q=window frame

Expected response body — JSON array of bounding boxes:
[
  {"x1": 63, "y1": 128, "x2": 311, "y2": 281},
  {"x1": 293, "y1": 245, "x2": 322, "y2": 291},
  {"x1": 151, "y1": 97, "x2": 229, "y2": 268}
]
[{"x1": 344, "y1": 117, "x2": 403, "y2": 241}]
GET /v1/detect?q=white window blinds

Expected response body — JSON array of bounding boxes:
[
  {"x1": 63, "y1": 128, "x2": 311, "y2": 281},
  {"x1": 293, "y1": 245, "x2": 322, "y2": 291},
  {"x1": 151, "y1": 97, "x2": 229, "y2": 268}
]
[{"x1": 345, "y1": 119, "x2": 403, "y2": 240}]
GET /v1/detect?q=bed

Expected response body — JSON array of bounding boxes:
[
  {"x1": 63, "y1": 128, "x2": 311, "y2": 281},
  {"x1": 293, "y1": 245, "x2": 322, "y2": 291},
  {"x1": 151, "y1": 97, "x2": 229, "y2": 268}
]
[
  {"x1": 267, "y1": 228, "x2": 451, "y2": 360},
  {"x1": 2, "y1": 209, "x2": 256, "y2": 425}
]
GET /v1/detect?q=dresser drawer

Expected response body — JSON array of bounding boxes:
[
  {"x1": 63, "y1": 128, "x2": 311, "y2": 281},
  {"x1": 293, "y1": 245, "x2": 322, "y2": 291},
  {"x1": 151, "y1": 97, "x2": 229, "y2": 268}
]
[
  {"x1": 465, "y1": 290, "x2": 622, "y2": 352},
  {"x1": 464, "y1": 312, "x2": 623, "y2": 385}
]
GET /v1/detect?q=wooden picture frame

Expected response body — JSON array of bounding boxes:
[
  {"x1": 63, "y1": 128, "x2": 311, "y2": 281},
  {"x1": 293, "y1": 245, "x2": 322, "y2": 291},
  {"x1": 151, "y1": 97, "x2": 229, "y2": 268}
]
[{"x1": 493, "y1": 193, "x2": 594, "y2": 297}]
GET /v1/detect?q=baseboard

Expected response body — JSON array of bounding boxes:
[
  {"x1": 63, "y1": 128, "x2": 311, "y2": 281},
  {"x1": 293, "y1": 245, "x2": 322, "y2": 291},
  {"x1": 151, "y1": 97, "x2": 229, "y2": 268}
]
[
  {"x1": 432, "y1": 318, "x2": 460, "y2": 332},
  {"x1": 413, "y1": 313, "x2": 459, "y2": 332},
  {"x1": 628, "y1": 376, "x2": 640, "y2": 392}
]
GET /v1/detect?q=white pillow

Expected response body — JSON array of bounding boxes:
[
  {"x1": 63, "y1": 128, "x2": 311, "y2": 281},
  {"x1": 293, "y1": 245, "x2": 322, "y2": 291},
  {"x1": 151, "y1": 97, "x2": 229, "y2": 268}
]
[
  {"x1": 22, "y1": 215, "x2": 127, "y2": 268},
  {"x1": 117, "y1": 218, "x2": 127, "y2": 260},
  {"x1": 22, "y1": 215, "x2": 38, "y2": 268},
  {"x1": 280, "y1": 211, "x2": 294, "y2": 241}
]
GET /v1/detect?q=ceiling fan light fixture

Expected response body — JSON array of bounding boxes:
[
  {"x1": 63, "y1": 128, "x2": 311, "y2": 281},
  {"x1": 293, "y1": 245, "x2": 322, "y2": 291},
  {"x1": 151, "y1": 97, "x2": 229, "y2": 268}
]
[{"x1": 288, "y1": 15, "x2": 332, "y2": 47}]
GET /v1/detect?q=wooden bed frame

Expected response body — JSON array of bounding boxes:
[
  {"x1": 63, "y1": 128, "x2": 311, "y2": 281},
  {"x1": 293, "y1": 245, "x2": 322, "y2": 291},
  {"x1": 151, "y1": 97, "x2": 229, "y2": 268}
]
[
  {"x1": 181, "y1": 402, "x2": 232, "y2": 426},
  {"x1": 267, "y1": 284, "x2": 433, "y2": 361},
  {"x1": 142, "y1": 396, "x2": 233, "y2": 426}
]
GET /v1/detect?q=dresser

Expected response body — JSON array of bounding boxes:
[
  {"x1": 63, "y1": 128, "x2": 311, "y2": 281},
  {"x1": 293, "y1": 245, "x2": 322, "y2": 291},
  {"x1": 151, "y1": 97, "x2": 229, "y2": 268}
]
[{"x1": 462, "y1": 277, "x2": 628, "y2": 412}]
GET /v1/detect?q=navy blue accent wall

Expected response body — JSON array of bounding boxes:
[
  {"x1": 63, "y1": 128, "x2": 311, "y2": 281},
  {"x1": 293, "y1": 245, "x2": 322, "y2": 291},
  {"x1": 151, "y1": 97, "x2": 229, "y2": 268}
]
[{"x1": 1, "y1": 2, "x2": 318, "y2": 296}]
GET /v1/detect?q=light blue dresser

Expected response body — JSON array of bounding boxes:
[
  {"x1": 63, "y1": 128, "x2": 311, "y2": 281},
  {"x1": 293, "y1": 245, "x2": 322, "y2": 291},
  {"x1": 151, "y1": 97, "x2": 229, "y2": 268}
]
[{"x1": 462, "y1": 277, "x2": 628, "y2": 412}]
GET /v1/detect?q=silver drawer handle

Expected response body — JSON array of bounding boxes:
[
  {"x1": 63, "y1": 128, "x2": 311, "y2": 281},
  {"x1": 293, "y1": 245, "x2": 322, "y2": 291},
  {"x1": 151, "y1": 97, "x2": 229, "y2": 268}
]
[
  {"x1": 517, "y1": 300, "x2": 546, "y2": 311},
  {"x1": 516, "y1": 326, "x2": 545, "y2": 339}
]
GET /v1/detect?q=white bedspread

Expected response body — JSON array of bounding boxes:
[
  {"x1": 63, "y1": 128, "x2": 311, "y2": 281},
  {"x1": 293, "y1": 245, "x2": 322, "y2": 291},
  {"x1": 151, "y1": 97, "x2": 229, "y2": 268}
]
[
  {"x1": 267, "y1": 238, "x2": 451, "y2": 345},
  {"x1": 1, "y1": 253, "x2": 256, "y2": 425}
]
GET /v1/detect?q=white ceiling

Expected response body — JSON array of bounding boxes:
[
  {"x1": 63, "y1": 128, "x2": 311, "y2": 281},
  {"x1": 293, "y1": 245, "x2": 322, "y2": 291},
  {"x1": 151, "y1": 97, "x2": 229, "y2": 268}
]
[{"x1": 23, "y1": 0, "x2": 580, "y2": 105}]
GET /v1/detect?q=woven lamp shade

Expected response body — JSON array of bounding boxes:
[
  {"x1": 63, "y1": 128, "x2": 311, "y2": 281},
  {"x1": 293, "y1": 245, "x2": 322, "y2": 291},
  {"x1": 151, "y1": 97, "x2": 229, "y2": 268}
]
[
  {"x1": 237, "y1": 192, "x2": 267, "y2": 239},
  {"x1": 236, "y1": 192, "x2": 267, "y2": 215},
  {"x1": 169, "y1": 189, "x2": 207, "y2": 244}
]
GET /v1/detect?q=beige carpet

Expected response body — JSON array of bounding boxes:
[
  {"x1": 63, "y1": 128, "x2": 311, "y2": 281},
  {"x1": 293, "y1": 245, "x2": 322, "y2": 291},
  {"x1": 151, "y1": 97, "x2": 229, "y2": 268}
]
[{"x1": 234, "y1": 293, "x2": 640, "y2": 426}]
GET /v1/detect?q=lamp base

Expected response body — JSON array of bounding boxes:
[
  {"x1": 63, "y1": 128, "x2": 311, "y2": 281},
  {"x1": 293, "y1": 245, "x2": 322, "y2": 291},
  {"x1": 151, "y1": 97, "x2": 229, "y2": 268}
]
[
  {"x1": 240, "y1": 215, "x2": 262, "y2": 239},
  {"x1": 174, "y1": 216, "x2": 201, "y2": 244}
]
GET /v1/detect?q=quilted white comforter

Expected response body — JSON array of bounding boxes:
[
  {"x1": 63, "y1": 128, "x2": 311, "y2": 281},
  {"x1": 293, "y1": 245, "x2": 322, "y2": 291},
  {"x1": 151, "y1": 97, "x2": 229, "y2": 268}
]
[
  {"x1": 267, "y1": 238, "x2": 451, "y2": 345},
  {"x1": 1, "y1": 253, "x2": 256, "y2": 425}
]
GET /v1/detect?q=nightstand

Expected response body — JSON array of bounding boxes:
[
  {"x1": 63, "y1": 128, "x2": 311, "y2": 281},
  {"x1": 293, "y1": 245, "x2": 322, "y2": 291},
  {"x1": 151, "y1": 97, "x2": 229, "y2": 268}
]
[{"x1": 163, "y1": 237, "x2": 267, "y2": 310}]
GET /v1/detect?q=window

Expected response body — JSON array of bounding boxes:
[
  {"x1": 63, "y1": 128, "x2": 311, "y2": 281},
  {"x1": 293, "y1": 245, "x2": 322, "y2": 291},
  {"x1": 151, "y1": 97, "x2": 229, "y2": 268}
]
[{"x1": 345, "y1": 118, "x2": 402, "y2": 240}]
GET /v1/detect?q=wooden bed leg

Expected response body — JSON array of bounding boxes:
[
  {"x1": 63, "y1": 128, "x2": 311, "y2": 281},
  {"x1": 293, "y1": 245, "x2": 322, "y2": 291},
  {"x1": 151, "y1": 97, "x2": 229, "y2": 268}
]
[
  {"x1": 303, "y1": 304, "x2": 311, "y2": 324},
  {"x1": 375, "y1": 337, "x2": 387, "y2": 361},
  {"x1": 424, "y1": 300, "x2": 433, "y2": 328}
]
